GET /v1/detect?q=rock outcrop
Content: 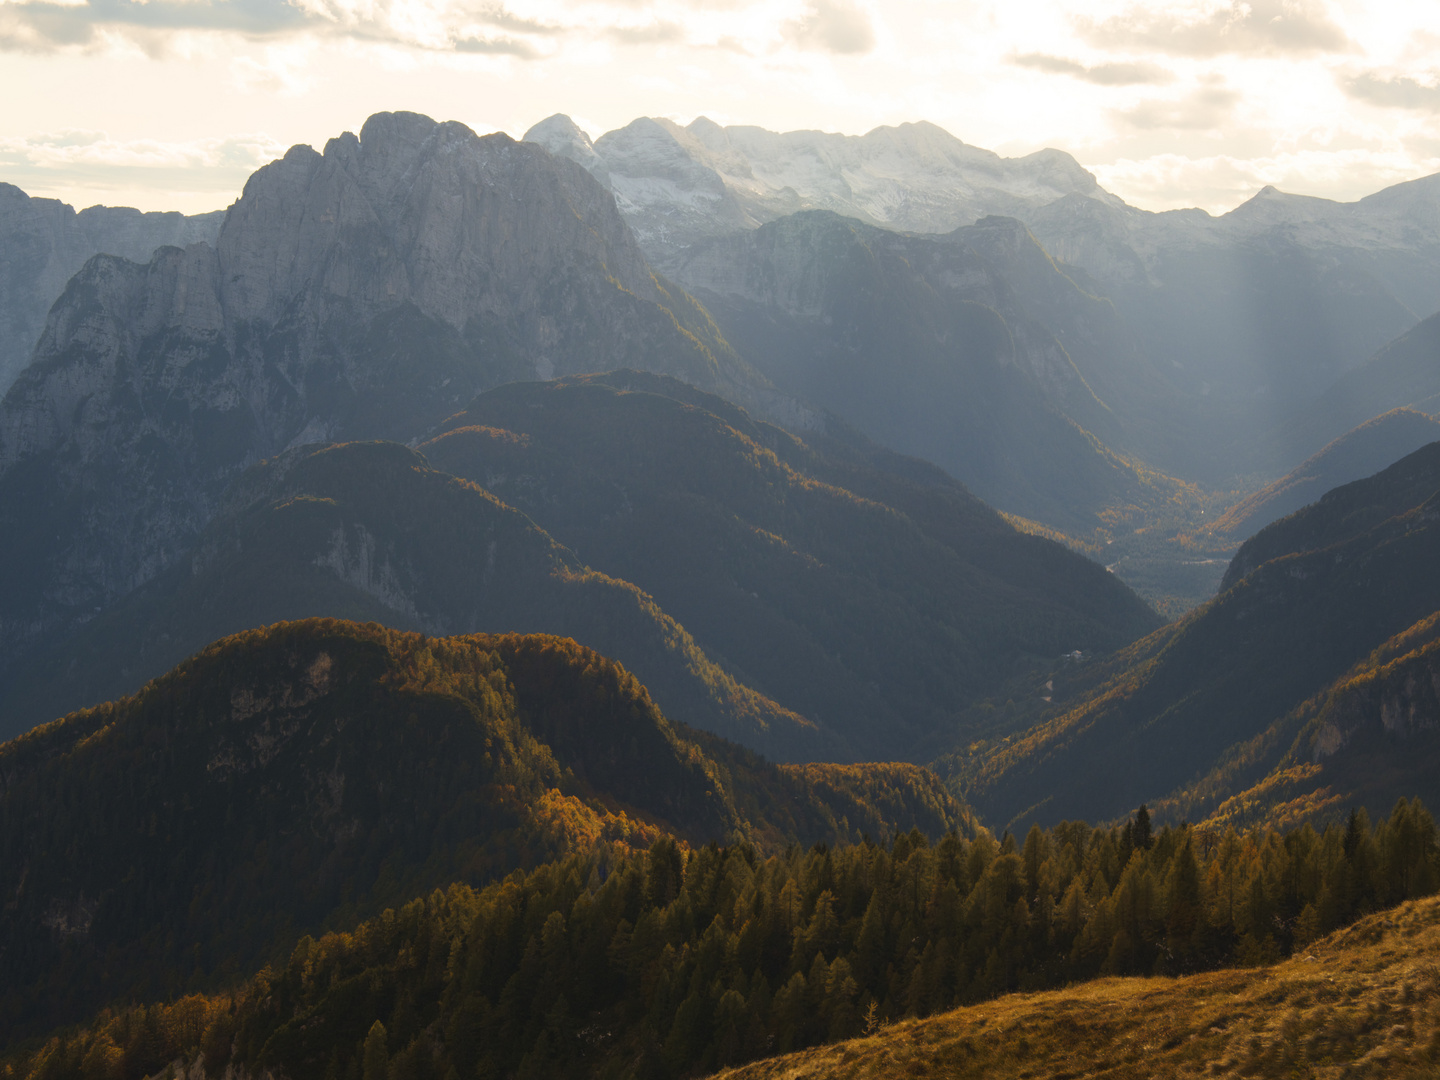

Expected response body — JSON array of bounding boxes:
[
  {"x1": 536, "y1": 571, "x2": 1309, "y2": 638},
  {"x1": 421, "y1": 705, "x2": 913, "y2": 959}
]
[{"x1": 0, "y1": 183, "x2": 223, "y2": 393}]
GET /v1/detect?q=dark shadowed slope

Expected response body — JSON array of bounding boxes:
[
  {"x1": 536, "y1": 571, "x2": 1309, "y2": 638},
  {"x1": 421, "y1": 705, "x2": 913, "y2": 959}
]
[
  {"x1": 421, "y1": 371, "x2": 1161, "y2": 761},
  {"x1": 1155, "y1": 610, "x2": 1440, "y2": 830},
  {"x1": 0, "y1": 440, "x2": 825, "y2": 760}
]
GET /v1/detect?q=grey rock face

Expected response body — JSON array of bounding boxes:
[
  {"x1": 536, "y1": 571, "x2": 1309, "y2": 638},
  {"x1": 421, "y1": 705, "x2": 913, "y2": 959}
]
[
  {"x1": 0, "y1": 111, "x2": 753, "y2": 661},
  {"x1": 0, "y1": 183, "x2": 223, "y2": 394}
]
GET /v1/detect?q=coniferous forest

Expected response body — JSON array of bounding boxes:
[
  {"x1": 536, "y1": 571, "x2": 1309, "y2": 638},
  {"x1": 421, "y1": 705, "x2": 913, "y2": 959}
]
[{"x1": 6, "y1": 799, "x2": 1439, "y2": 1080}]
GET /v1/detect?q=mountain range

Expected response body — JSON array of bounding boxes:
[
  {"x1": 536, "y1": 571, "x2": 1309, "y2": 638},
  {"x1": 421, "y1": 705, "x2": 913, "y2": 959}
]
[
  {"x1": 5, "y1": 104, "x2": 1440, "y2": 1080},
  {"x1": 526, "y1": 113, "x2": 1440, "y2": 482},
  {"x1": 0, "y1": 371, "x2": 1158, "y2": 765},
  {"x1": 0, "y1": 113, "x2": 765, "y2": 691}
]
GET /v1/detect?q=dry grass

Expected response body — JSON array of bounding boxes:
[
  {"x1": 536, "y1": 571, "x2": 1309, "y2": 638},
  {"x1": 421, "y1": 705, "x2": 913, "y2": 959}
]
[{"x1": 709, "y1": 896, "x2": 1440, "y2": 1079}]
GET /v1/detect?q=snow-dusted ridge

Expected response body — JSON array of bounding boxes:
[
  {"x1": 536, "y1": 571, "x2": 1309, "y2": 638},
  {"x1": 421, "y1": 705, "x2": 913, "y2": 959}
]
[{"x1": 524, "y1": 113, "x2": 1119, "y2": 267}]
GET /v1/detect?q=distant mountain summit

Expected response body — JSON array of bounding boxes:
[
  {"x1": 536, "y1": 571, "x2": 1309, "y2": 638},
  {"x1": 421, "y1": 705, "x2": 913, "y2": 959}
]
[{"x1": 523, "y1": 114, "x2": 1117, "y2": 267}]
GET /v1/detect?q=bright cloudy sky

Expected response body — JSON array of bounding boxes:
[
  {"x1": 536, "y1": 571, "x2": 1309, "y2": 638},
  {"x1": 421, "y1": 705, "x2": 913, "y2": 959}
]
[{"x1": 4, "y1": 0, "x2": 1440, "y2": 216}]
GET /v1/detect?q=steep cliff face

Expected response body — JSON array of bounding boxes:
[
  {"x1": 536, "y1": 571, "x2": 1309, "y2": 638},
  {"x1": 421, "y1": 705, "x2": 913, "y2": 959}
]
[
  {"x1": 0, "y1": 183, "x2": 223, "y2": 394},
  {"x1": 0, "y1": 112, "x2": 757, "y2": 668}
]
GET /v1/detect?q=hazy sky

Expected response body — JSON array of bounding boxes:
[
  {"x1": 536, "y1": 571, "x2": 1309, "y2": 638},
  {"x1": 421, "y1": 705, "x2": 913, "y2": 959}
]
[{"x1": 4, "y1": 0, "x2": 1440, "y2": 216}]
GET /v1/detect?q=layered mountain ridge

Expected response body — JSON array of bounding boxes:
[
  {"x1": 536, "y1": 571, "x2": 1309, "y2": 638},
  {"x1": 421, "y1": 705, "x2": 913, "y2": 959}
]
[
  {"x1": 527, "y1": 113, "x2": 1440, "y2": 480},
  {"x1": 0, "y1": 372, "x2": 1160, "y2": 767},
  {"x1": 961, "y1": 439, "x2": 1440, "y2": 831}
]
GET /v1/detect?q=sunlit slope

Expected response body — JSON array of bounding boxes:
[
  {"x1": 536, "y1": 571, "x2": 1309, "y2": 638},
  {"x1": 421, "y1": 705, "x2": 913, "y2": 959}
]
[
  {"x1": 1224, "y1": 437, "x2": 1440, "y2": 589},
  {"x1": 0, "y1": 618, "x2": 971, "y2": 1041},
  {"x1": 967, "y1": 440, "x2": 1440, "y2": 829},
  {"x1": 711, "y1": 893, "x2": 1440, "y2": 1080},
  {"x1": 1161, "y1": 610, "x2": 1440, "y2": 831},
  {"x1": 1291, "y1": 311, "x2": 1440, "y2": 462},
  {"x1": 423, "y1": 371, "x2": 1160, "y2": 761},
  {"x1": 1207, "y1": 408, "x2": 1440, "y2": 545}
]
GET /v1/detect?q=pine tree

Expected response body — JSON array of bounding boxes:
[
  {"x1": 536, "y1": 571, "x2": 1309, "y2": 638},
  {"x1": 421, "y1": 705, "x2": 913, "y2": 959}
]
[{"x1": 361, "y1": 1022, "x2": 388, "y2": 1080}]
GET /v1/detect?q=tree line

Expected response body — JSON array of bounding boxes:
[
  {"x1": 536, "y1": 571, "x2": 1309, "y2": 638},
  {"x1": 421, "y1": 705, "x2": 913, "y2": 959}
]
[{"x1": 7, "y1": 799, "x2": 1439, "y2": 1080}]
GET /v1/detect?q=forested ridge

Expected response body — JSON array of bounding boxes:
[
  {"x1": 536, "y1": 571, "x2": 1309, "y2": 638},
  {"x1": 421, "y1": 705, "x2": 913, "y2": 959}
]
[
  {"x1": 0, "y1": 619, "x2": 971, "y2": 1044},
  {"x1": 6, "y1": 800, "x2": 1438, "y2": 1080}
]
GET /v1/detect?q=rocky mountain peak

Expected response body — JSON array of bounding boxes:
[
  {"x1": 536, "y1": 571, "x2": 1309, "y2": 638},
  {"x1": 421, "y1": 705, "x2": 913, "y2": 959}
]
[
  {"x1": 0, "y1": 111, "x2": 752, "y2": 654},
  {"x1": 217, "y1": 112, "x2": 659, "y2": 331},
  {"x1": 0, "y1": 185, "x2": 223, "y2": 394},
  {"x1": 522, "y1": 113, "x2": 607, "y2": 180}
]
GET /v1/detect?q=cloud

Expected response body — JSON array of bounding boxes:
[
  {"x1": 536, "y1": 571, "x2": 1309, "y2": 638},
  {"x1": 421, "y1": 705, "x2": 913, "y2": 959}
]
[
  {"x1": 1117, "y1": 83, "x2": 1241, "y2": 130},
  {"x1": 0, "y1": 0, "x2": 846, "y2": 59},
  {"x1": 0, "y1": 0, "x2": 312, "y2": 52},
  {"x1": 0, "y1": 0, "x2": 577, "y2": 54},
  {"x1": 1343, "y1": 72, "x2": 1440, "y2": 113},
  {"x1": 452, "y1": 34, "x2": 542, "y2": 57},
  {"x1": 1092, "y1": 146, "x2": 1440, "y2": 216},
  {"x1": 1011, "y1": 52, "x2": 1174, "y2": 86},
  {"x1": 0, "y1": 129, "x2": 285, "y2": 171},
  {"x1": 0, "y1": 129, "x2": 285, "y2": 211},
  {"x1": 230, "y1": 42, "x2": 318, "y2": 93},
  {"x1": 784, "y1": 0, "x2": 874, "y2": 55},
  {"x1": 1080, "y1": 0, "x2": 1353, "y2": 58},
  {"x1": 605, "y1": 20, "x2": 685, "y2": 46}
]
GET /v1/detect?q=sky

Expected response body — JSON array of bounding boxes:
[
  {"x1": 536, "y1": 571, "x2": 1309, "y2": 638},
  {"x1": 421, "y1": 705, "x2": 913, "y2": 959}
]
[{"x1": 4, "y1": 0, "x2": 1440, "y2": 216}]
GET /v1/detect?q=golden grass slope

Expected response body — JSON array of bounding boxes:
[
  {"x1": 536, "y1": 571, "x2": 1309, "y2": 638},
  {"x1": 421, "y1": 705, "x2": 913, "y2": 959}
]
[{"x1": 710, "y1": 893, "x2": 1440, "y2": 1079}]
